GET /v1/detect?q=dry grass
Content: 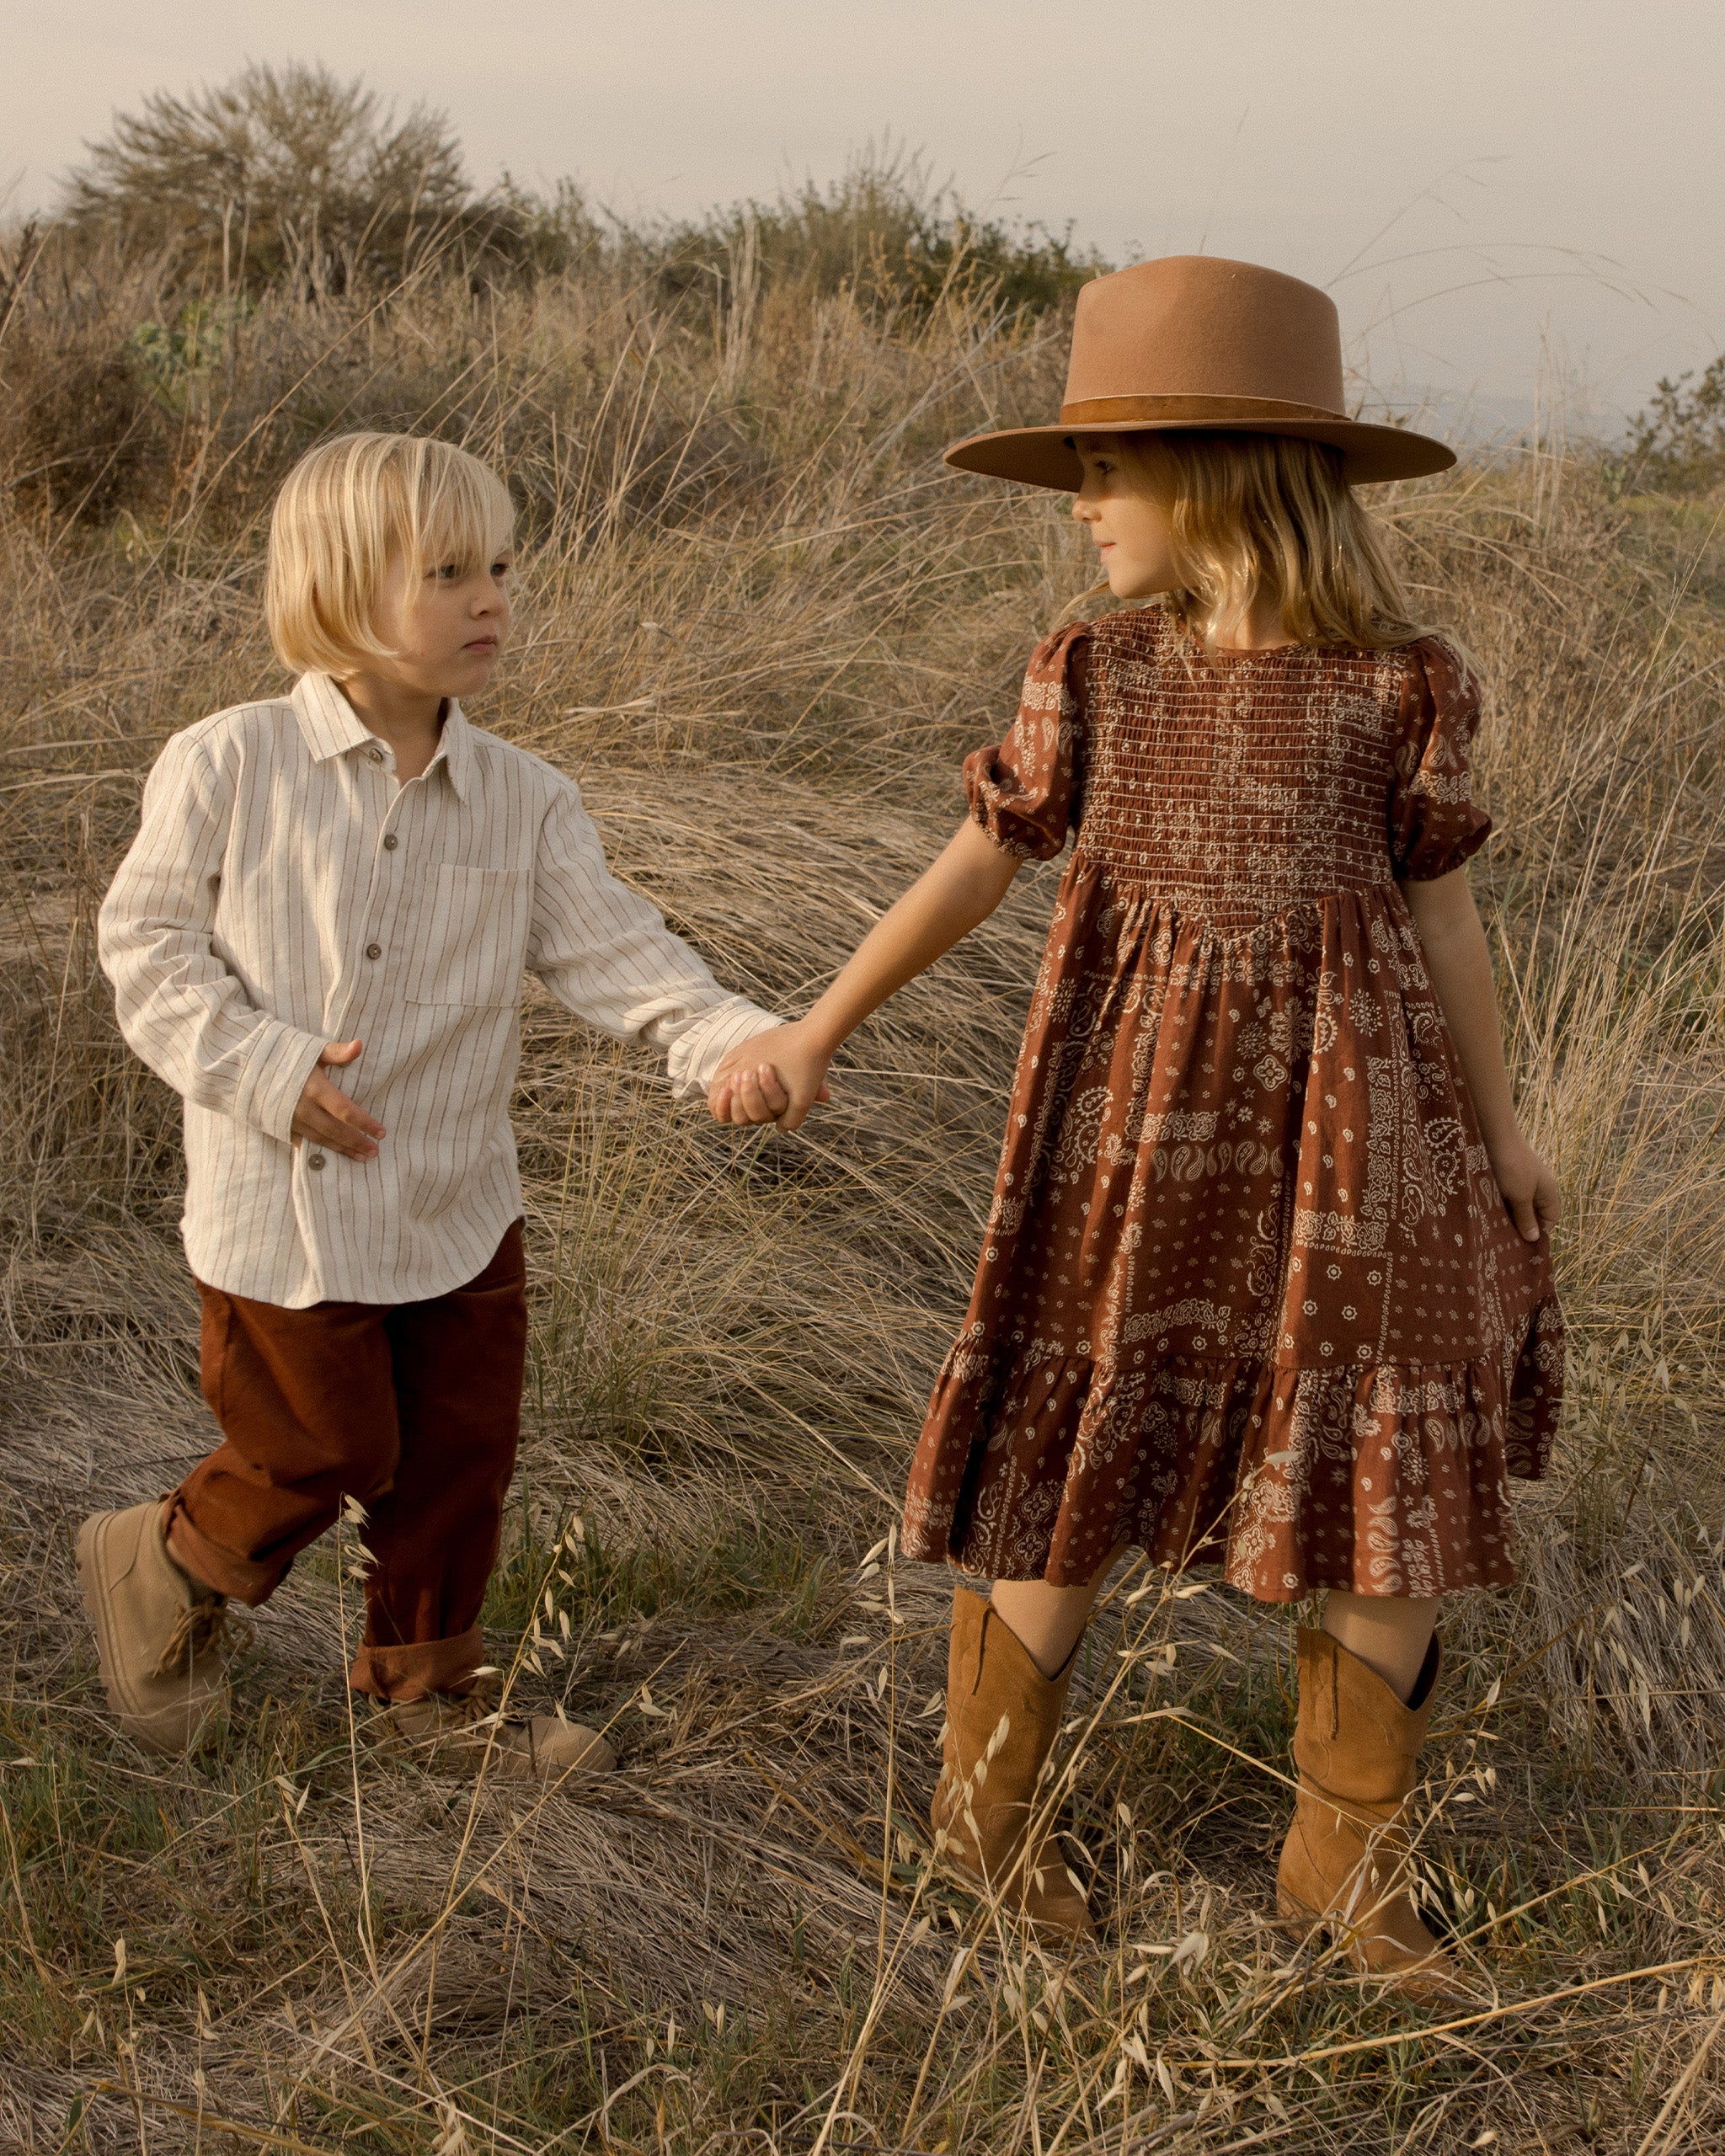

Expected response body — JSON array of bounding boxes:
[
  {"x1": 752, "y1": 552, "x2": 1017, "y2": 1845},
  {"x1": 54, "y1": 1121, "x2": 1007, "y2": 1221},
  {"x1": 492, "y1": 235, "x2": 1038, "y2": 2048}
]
[{"x1": 2, "y1": 242, "x2": 1723, "y2": 2155}]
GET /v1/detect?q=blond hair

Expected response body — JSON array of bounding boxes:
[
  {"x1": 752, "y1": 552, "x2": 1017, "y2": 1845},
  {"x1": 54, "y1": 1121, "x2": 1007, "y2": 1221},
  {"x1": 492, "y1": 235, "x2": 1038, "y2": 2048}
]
[
  {"x1": 265, "y1": 432, "x2": 515, "y2": 675},
  {"x1": 1108, "y1": 430, "x2": 1429, "y2": 651}
]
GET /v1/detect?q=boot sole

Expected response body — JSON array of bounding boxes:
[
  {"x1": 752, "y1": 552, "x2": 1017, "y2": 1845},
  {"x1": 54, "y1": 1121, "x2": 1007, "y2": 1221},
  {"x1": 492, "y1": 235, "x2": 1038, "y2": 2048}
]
[{"x1": 75, "y1": 1510, "x2": 218, "y2": 1758}]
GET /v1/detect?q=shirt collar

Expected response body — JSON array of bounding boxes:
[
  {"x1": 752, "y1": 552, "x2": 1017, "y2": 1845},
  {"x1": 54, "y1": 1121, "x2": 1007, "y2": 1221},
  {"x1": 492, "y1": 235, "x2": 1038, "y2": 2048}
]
[
  {"x1": 435, "y1": 699, "x2": 474, "y2": 801},
  {"x1": 291, "y1": 675, "x2": 473, "y2": 802}
]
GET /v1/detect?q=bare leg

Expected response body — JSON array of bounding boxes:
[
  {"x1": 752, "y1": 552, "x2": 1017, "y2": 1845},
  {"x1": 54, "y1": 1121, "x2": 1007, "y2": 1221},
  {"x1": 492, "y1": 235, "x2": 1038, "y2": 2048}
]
[
  {"x1": 1322, "y1": 1592, "x2": 1439, "y2": 1703},
  {"x1": 988, "y1": 1548, "x2": 1127, "y2": 1680}
]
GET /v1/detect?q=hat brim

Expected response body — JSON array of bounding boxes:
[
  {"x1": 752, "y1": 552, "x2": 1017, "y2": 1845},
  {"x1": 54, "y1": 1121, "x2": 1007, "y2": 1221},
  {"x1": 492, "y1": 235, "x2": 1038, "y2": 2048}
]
[{"x1": 943, "y1": 414, "x2": 1455, "y2": 488}]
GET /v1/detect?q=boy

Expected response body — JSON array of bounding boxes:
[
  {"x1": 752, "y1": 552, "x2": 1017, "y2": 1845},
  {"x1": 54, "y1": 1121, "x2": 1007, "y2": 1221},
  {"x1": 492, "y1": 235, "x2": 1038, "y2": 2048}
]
[{"x1": 83, "y1": 431, "x2": 779, "y2": 1774}]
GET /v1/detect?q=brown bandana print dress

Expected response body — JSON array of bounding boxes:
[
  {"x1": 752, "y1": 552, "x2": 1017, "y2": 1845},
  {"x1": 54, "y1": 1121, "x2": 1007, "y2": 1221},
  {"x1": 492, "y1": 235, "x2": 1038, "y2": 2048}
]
[{"x1": 902, "y1": 604, "x2": 1562, "y2": 1601}]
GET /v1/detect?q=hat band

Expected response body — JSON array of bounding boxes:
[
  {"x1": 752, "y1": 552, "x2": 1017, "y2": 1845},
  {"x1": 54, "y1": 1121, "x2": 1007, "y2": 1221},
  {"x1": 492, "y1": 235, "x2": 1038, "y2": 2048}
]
[{"x1": 1058, "y1": 393, "x2": 1347, "y2": 429}]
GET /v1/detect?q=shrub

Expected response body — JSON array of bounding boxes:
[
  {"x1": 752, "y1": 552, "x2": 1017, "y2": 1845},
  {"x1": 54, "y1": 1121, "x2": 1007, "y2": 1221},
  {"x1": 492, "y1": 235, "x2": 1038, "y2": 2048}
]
[
  {"x1": 63, "y1": 60, "x2": 489, "y2": 293},
  {"x1": 0, "y1": 227, "x2": 163, "y2": 525},
  {"x1": 1620, "y1": 353, "x2": 1725, "y2": 493},
  {"x1": 654, "y1": 141, "x2": 1108, "y2": 319}
]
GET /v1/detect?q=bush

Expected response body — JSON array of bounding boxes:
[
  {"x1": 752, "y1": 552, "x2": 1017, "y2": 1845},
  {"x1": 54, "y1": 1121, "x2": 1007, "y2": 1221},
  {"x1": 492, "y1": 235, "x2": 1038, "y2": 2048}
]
[
  {"x1": 0, "y1": 226, "x2": 162, "y2": 525},
  {"x1": 1619, "y1": 354, "x2": 1725, "y2": 493},
  {"x1": 63, "y1": 60, "x2": 496, "y2": 293},
  {"x1": 654, "y1": 142, "x2": 1108, "y2": 319}
]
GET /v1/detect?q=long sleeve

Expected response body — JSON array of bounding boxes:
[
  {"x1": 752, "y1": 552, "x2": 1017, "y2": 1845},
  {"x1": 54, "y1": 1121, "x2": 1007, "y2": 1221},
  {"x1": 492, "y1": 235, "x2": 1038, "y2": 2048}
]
[
  {"x1": 526, "y1": 776, "x2": 779, "y2": 1097},
  {"x1": 97, "y1": 728, "x2": 328, "y2": 1142}
]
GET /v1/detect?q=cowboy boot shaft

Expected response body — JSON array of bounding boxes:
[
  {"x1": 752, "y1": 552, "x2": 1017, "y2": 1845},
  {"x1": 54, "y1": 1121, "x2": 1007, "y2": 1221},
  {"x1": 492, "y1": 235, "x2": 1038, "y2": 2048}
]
[
  {"x1": 1277, "y1": 1625, "x2": 1466, "y2": 1999},
  {"x1": 931, "y1": 1587, "x2": 1094, "y2": 1943},
  {"x1": 1290, "y1": 1625, "x2": 1437, "y2": 1811},
  {"x1": 935, "y1": 1588, "x2": 1070, "y2": 1865}
]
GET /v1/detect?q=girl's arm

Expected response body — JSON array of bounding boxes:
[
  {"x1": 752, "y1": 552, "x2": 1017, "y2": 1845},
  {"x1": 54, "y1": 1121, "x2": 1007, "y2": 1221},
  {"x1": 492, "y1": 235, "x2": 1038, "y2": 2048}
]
[
  {"x1": 710, "y1": 819, "x2": 1022, "y2": 1130},
  {"x1": 1400, "y1": 868, "x2": 1560, "y2": 1244}
]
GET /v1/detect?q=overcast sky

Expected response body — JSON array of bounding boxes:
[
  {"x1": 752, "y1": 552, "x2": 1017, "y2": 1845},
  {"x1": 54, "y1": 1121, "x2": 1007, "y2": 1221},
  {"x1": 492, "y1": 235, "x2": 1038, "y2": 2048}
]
[{"x1": 11, "y1": 0, "x2": 1723, "y2": 438}]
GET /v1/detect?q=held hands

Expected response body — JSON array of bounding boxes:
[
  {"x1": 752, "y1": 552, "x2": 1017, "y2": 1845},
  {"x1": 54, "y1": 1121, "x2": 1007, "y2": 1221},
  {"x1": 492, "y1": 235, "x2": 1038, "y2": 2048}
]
[
  {"x1": 291, "y1": 1039, "x2": 386, "y2": 1161},
  {"x1": 1488, "y1": 1129, "x2": 1562, "y2": 1244},
  {"x1": 708, "y1": 1022, "x2": 833, "y2": 1133},
  {"x1": 703, "y1": 819, "x2": 1013, "y2": 1136}
]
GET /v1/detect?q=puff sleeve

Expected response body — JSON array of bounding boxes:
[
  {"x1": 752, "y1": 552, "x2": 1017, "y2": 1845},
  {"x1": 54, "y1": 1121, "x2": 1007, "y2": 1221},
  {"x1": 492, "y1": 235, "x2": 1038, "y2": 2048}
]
[
  {"x1": 1388, "y1": 637, "x2": 1493, "y2": 881},
  {"x1": 963, "y1": 623, "x2": 1090, "y2": 861}
]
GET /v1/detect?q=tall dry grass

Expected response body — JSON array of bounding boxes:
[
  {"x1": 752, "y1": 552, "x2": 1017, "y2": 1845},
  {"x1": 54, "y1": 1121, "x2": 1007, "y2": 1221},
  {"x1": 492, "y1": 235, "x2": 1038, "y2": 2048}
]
[{"x1": 1, "y1": 237, "x2": 1722, "y2": 2154}]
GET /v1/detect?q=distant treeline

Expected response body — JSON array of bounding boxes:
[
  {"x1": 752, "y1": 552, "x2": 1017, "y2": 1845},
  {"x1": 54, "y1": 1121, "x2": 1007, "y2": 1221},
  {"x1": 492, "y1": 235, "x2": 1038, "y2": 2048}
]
[{"x1": 3, "y1": 58, "x2": 1721, "y2": 528}]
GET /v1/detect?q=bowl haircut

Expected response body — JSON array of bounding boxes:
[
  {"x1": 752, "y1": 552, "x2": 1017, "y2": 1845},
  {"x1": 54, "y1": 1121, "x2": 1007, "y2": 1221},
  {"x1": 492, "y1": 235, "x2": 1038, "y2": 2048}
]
[{"x1": 265, "y1": 432, "x2": 515, "y2": 676}]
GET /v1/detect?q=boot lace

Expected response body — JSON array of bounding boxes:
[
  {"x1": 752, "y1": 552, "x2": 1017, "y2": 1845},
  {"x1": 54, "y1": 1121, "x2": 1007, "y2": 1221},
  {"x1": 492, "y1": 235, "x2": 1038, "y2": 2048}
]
[{"x1": 152, "y1": 1599, "x2": 248, "y2": 1681}]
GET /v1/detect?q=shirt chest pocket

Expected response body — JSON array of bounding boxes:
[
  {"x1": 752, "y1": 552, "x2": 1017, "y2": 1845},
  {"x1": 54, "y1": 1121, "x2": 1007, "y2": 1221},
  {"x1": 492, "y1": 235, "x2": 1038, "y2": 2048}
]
[{"x1": 406, "y1": 866, "x2": 533, "y2": 1009}]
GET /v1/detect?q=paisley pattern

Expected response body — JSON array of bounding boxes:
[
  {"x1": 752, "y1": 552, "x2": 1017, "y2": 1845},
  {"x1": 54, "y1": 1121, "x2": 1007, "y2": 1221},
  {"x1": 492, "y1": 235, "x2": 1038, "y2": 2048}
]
[{"x1": 901, "y1": 606, "x2": 1562, "y2": 1600}]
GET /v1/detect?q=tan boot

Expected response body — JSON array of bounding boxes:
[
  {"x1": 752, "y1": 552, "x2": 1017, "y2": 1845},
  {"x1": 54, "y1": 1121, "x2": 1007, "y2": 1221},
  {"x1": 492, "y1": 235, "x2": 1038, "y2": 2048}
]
[
  {"x1": 370, "y1": 1686, "x2": 617, "y2": 1782},
  {"x1": 931, "y1": 1586, "x2": 1095, "y2": 1944},
  {"x1": 1276, "y1": 1626, "x2": 1470, "y2": 2002},
  {"x1": 76, "y1": 1499, "x2": 239, "y2": 1755}
]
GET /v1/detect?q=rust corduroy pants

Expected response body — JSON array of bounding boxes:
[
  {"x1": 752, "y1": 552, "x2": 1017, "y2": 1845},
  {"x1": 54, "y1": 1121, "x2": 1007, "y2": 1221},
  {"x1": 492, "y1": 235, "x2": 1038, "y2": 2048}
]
[{"x1": 165, "y1": 1223, "x2": 526, "y2": 1702}]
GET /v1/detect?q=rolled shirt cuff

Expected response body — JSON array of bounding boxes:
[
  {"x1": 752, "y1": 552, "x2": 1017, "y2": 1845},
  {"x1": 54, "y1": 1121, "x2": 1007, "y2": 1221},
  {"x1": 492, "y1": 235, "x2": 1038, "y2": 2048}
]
[
  {"x1": 232, "y1": 1020, "x2": 330, "y2": 1142},
  {"x1": 664, "y1": 995, "x2": 782, "y2": 1100}
]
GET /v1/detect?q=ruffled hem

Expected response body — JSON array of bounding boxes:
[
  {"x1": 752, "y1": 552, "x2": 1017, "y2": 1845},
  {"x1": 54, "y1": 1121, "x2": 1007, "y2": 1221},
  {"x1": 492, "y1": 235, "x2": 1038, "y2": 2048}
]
[{"x1": 900, "y1": 1299, "x2": 1562, "y2": 1601}]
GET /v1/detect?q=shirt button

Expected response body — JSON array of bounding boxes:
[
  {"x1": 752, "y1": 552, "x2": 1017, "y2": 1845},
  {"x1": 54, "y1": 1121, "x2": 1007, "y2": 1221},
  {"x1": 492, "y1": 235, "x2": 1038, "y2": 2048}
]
[
  {"x1": 382, "y1": 833, "x2": 398, "y2": 851},
  {"x1": 308, "y1": 1152, "x2": 326, "y2": 1171},
  {"x1": 366, "y1": 942, "x2": 382, "y2": 960},
  {"x1": 366, "y1": 746, "x2": 383, "y2": 763}
]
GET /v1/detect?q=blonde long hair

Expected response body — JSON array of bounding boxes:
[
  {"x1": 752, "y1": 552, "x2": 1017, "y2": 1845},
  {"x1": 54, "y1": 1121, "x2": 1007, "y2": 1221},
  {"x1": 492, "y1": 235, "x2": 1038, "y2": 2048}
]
[
  {"x1": 266, "y1": 432, "x2": 515, "y2": 675},
  {"x1": 1101, "y1": 430, "x2": 1432, "y2": 650}
]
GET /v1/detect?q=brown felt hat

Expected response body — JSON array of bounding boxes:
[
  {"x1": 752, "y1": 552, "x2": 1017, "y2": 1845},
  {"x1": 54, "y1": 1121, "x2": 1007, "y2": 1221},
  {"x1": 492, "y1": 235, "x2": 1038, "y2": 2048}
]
[{"x1": 945, "y1": 254, "x2": 1455, "y2": 489}]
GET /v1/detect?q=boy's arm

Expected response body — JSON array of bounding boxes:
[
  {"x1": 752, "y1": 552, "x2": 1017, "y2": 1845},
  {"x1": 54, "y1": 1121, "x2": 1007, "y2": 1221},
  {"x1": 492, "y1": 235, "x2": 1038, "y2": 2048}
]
[
  {"x1": 712, "y1": 817, "x2": 1021, "y2": 1131},
  {"x1": 98, "y1": 731, "x2": 330, "y2": 1140},
  {"x1": 1399, "y1": 867, "x2": 1560, "y2": 1244},
  {"x1": 526, "y1": 778, "x2": 780, "y2": 1096}
]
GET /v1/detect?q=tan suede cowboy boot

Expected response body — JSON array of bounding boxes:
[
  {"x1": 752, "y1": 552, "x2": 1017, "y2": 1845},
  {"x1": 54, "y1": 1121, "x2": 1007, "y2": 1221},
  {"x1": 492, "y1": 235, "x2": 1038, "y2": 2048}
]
[
  {"x1": 1277, "y1": 1625, "x2": 1470, "y2": 2001},
  {"x1": 77, "y1": 1499, "x2": 241, "y2": 1754},
  {"x1": 931, "y1": 1586, "x2": 1095, "y2": 1943}
]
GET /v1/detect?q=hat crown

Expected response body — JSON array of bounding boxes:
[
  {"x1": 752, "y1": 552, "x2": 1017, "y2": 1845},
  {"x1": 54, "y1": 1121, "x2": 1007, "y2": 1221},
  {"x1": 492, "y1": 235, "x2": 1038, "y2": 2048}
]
[{"x1": 1063, "y1": 256, "x2": 1346, "y2": 419}]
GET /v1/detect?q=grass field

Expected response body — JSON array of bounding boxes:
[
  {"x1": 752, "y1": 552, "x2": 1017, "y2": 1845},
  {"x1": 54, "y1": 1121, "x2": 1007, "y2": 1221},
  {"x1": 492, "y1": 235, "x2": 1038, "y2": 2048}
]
[{"x1": 2, "y1": 223, "x2": 1723, "y2": 2153}]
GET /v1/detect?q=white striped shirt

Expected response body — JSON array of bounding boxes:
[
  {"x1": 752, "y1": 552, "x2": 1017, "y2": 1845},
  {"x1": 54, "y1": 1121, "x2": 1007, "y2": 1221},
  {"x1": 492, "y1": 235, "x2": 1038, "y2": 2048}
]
[{"x1": 99, "y1": 674, "x2": 777, "y2": 1308}]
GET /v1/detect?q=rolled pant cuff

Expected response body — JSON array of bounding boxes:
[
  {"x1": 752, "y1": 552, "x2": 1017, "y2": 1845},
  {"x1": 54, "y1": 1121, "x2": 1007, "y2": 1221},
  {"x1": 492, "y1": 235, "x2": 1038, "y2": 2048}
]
[
  {"x1": 164, "y1": 1497, "x2": 283, "y2": 1607},
  {"x1": 350, "y1": 1624, "x2": 486, "y2": 1704}
]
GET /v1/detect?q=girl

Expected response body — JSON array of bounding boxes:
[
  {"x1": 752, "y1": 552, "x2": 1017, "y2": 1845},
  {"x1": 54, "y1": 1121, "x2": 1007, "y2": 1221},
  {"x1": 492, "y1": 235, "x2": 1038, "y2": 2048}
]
[{"x1": 711, "y1": 257, "x2": 1562, "y2": 1999}]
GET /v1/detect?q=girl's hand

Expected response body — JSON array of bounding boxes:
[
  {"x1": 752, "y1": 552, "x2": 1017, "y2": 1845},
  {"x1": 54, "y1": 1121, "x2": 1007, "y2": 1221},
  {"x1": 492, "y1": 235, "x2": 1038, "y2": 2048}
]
[
  {"x1": 708, "y1": 1022, "x2": 833, "y2": 1132},
  {"x1": 704, "y1": 818, "x2": 1017, "y2": 1135},
  {"x1": 1487, "y1": 1130, "x2": 1562, "y2": 1244}
]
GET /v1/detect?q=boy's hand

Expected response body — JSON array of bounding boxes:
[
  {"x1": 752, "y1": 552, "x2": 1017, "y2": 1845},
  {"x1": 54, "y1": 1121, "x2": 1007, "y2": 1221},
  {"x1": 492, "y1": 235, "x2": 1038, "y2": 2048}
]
[
  {"x1": 1487, "y1": 1130, "x2": 1562, "y2": 1244},
  {"x1": 291, "y1": 1039, "x2": 386, "y2": 1161},
  {"x1": 708, "y1": 1022, "x2": 833, "y2": 1133}
]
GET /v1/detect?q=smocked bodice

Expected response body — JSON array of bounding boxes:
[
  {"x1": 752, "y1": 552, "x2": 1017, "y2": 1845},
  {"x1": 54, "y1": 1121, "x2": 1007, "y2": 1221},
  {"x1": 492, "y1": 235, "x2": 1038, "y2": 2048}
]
[
  {"x1": 1076, "y1": 619, "x2": 1437, "y2": 930},
  {"x1": 960, "y1": 604, "x2": 1490, "y2": 921}
]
